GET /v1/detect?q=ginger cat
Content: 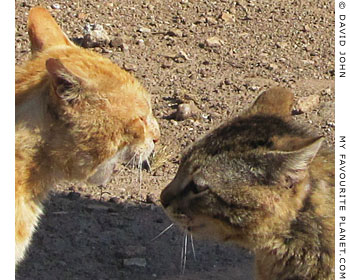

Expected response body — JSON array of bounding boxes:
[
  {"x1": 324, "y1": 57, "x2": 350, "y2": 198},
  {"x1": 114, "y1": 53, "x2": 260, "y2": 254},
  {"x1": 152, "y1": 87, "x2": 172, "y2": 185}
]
[
  {"x1": 15, "y1": 7, "x2": 160, "y2": 265},
  {"x1": 161, "y1": 87, "x2": 334, "y2": 280}
]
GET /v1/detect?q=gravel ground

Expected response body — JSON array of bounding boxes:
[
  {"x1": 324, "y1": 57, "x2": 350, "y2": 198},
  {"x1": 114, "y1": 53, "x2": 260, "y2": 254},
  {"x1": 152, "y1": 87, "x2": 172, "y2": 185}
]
[{"x1": 15, "y1": 0, "x2": 334, "y2": 279}]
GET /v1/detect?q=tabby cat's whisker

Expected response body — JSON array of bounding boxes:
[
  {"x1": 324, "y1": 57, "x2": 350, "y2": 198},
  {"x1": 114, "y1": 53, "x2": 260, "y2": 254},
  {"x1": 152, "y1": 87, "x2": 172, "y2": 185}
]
[
  {"x1": 181, "y1": 231, "x2": 188, "y2": 275},
  {"x1": 150, "y1": 223, "x2": 174, "y2": 242},
  {"x1": 190, "y1": 234, "x2": 196, "y2": 261}
]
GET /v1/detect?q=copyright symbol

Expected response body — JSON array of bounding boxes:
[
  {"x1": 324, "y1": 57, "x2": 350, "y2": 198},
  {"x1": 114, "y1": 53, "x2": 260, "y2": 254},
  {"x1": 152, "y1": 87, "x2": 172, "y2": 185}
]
[{"x1": 339, "y1": 1, "x2": 346, "y2": 9}]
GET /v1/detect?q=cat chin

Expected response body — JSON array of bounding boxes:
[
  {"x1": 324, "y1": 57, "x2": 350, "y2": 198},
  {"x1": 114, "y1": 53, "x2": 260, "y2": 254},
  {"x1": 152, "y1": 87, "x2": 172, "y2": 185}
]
[
  {"x1": 172, "y1": 213, "x2": 235, "y2": 243},
  {"x1": 118, "y1": 138, "x2": 155, "y2": 165},
  {"x1": 86, "y1": 139, "x2": 155, "y2": 186},
  {"x1": 86, "y1": 155, "x2": 119, "y2": 186}
]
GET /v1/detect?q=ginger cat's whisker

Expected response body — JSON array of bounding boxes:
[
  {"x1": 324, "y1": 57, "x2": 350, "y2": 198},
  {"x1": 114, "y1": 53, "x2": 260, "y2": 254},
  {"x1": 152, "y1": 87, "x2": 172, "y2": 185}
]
[
  {"x1": 150, "y1": 223, "x2": 174, "y2": 242},
  {"x1": 114, "y1": 153, "x2": 137, "y2": 177}
]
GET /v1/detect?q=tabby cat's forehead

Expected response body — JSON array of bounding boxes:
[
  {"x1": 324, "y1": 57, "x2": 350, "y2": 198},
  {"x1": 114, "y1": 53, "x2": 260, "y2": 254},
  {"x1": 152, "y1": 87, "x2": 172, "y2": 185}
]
[{"x1": 182, "y1": 115, "x2": 311, "y2": 162}]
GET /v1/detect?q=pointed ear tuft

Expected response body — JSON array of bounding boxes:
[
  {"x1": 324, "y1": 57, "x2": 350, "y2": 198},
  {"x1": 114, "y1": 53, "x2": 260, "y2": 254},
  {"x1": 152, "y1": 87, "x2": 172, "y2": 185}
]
[
  {"x1": 284, "y1": 136, "x2": 324, "y2": 171},
  {"x1": 28, "y1": 7, "x2": 74, "y2": 54},
  {"x1": 46, "y1": 58, "x2": 81, "y2": 103},
  {"x1": 247, "y1": 87, "x2": 294, "y2": 118}
]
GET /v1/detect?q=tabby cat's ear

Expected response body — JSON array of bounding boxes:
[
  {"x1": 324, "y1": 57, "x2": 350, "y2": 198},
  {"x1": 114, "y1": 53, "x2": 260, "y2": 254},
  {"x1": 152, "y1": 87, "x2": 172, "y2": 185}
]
[
  {"x1": 260, "y1": 136, "x2": 323, "y2": 185},
  {"x1": 46, "y1": 58, "x2": 81, "y2": 103},
  {"x1": 28, "y1": 7, "x2": 74, "y2": 55},
  {"x1": 282, "y1": 136, "x2": 324, "y2": 171},
  {"x1": 246, "y1": 87, "x2": 294, "y2": 118}
]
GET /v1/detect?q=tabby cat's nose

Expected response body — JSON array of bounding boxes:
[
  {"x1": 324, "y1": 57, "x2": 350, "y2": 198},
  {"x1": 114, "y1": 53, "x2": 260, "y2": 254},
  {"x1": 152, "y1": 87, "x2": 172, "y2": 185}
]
[
  {"x1": 161, "y1": 176, "x2": 208, "y2": 208},
  {"x1": 160, "y1": 181, "x2": 178, "y2": 208},
  {"x1": 161, "y1": 174, "x2": 189, "y2": 208}
]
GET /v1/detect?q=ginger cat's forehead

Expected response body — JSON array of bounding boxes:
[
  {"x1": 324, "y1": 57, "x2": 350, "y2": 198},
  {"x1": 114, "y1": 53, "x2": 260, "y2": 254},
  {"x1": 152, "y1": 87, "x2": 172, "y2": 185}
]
[{"x1": 36, "y1": 47, "x2": 153, "y2": 116}]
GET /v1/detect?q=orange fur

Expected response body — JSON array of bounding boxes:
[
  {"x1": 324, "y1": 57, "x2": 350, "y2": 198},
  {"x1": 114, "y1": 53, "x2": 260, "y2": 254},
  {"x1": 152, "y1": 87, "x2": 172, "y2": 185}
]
[{"x1": 15, "y1": 7, "x2": 159, "y2": 265}]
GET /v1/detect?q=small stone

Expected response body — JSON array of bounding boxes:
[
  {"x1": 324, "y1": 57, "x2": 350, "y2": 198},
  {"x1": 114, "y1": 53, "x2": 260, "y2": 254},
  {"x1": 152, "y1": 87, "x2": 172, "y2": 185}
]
[
  {"x1": 82, "y1": 24, "x2": 110, "y2": 48},
  {"x1": 276, "y1": 42, "x2": 288, "y2": 49},
  {"x1": 51, "y1": 3, "x2": 60, "y2": 9},
  {"x1": 170, "y1": 119, "x2": 178, "y2": 125},
  {"x1": 205, "y1": 36, "x2": 223, "y2": 47},
  {"x1": 138, "y1": 27, "x2": 151, "y2": 33},
  {"x1": 268, "y1": 63, "x2": 278, "y2": 70},
  {"x1": 229, "y1": 6, "x2": 236, "y2": 14},
  {"x1": 123, "y1": 258, "x2": 147, "y2": 268},
  {"x1": 296, "y1": 95, "x2": 320, "y2": 113},
  {"x1": 146, "y1": 193, "x2": 156, "y2": 204},
  {"x1": 322, "y1": 87, "x2": 332, "y2": 96},
  {"x1": 326, "y1": 121, "x2": 335, "y2": 128},
  {"x1": 224, "y1": 78, "x2": 232, "y2": 85},
  {"x1": 178, "y1": 50, "x2": 190, "y2": 60},
  {"x1": 175, "y1": 101, "x2": 200, "y2": 121},
  {"x1": 176, "y1": 104, "x2": 192, "y2": 120},
  {"x1": 167, "y1": 29, "x2": 183, "y2": 37},
  {"x1": 123, "y1": 63, "x2": 137, "y2": 72},
  {"x1": 301, "y1": 59, "x2": 314, "y2": 65},
  {"x1": 250, "y1": 85, "x2": 259, "y2": 91},
  {"x1": 302, "y1": 24, "x2": 311, "y2": 32},
  {"x1": 136, "y1": 39, "x2": 145, "y2": 45},
  {"x1": 221, "y1": 12, "x2": 235, "y2": 23},
  {"x1": 121, "y1": 43, "x2": 129, "y2": 51}
]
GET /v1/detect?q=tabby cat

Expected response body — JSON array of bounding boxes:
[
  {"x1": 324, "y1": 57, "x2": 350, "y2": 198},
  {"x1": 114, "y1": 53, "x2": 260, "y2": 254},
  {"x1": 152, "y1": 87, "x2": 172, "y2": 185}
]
[
  {"x1": 15, "y1": 7, "x2": 160, "y2": 265},
  {"x1": 161, "y1": 87, "x2": 334, "y2": 280}
]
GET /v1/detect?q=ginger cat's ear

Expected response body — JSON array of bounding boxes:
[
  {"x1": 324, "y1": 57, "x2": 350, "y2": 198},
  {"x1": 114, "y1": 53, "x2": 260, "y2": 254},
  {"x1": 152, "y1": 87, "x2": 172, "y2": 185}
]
[
  {"x1": 246, "y1": 87, "x2": 294, "y2": 118},
  {"x1": 46, "y1": 58, "x2": 82, "y2": 103},
  {"x1": 28, "y1": 7, "x2": 74, "y2": 54}
]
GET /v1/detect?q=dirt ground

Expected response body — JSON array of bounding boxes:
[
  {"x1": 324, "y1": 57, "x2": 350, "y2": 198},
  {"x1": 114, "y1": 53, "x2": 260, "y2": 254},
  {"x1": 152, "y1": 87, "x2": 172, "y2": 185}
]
[{"x1": 15, "y1": 0, "x2": 334, "y2": 279}]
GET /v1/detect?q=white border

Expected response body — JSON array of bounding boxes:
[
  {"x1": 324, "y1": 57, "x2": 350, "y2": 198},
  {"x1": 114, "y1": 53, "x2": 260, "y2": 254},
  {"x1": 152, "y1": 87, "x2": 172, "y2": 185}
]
[{"x1": 335, "y1": 1, "x2": 350, "y2": 279}]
